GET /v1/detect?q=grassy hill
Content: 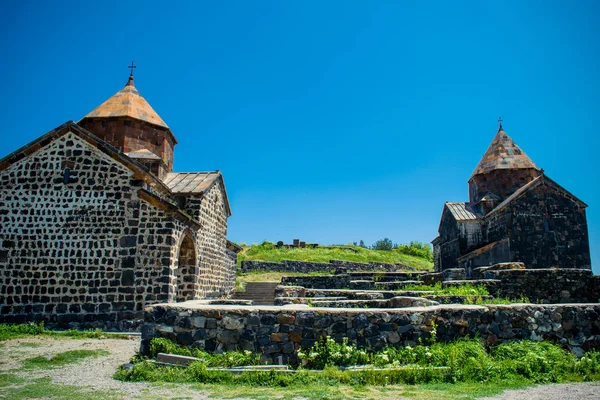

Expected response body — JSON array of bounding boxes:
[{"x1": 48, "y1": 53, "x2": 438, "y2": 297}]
[{"x1": 237, "y1": 242, "x2": 434, "y2": 272}]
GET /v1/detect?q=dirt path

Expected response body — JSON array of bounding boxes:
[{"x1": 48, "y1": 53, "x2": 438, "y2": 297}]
[
  {"x1": 480, "y1": 382, "x2": 600, "y2": 400},
  {"x1": 0, "y1": 336, "x2": 208, "y2": 399}
]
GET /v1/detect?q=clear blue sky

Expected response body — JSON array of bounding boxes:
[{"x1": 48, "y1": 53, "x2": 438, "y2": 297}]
[{"x1": 1, "y1": 1, "x2": 598, "y2": 273}]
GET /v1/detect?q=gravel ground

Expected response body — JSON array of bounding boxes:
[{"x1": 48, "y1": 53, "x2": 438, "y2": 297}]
[
  {"x1": 0, "y1": 336, "x2": 209, "y2": 399},
  {"x1": 1, "y1": 336, "x2": 599, "y2": 400},
  {"x1": 480, "y1": 382, "x2": 600, "y2": 400}
]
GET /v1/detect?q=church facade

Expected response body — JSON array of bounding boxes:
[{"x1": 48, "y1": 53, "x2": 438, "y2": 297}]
[
  {"x1": 432, "y1": 123, "x2": 591, "y2": 273},
  {"x1": 0, "y1": 72, "x2": 238, "y2": 329}
]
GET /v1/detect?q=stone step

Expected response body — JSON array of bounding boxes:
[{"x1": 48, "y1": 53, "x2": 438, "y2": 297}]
[
  {"x1": 310, "y1": 296, "x2": 440, "y2": 309},
  {"x1": 349, "y1": 280, "x2": 425, "y2": 290},
  {"x1": 274, "y1": 296, "x2": 347, "y2": 306},
  {"x1": 305, "y1": 288, "x2": 399, "y2": 300},
  {"x1": 232, "y1": 282, "x2": 279, "y2": 305}
]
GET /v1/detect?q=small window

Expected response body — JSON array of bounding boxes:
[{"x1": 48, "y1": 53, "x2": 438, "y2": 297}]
[
  {"x1": 124, "y1": 120, "x2": 132, "y2": 127},
  {"x1": 544, "y1": 220, "x2": 550, "y2": 232}
]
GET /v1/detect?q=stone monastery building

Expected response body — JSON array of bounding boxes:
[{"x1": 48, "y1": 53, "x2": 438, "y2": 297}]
[
  {"x1": 0, "y1": 71, "x2": 239, "y2": 328},
  {"x1": 432, "y1": 122, "x2": 591, "y2": 273}
]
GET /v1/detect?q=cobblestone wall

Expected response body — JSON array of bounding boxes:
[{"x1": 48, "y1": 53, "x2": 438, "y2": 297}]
[
  {"x1": 242, "y1": 260, "x2": 409, "y2": 273},
  {"x1": 192, "y1": 183, "x2": 234, "y2": 298},
  {"x1": 479, "y1": 268, "x2": 600, "y2": 304},
  {"x1": 142, "y1": 303, "x2": 600, "y2": 365},
  {"x1": 0, "y1": 130, "x2": 235, "y2": 328}
]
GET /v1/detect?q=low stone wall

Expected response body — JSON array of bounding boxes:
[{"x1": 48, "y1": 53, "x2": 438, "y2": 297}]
[
  {"x1": 141, "y1": 303, "x2": 600, "y2": 365},
  {"x1": 281, "y1": 274, "x2": 350, "y2": 289},
  {"x1": 479, "y1": 269, "x2": 599, "y2": 303},
  {"x1": 241, "y1": 259, "x2": 414, "y2": 274},
  {"x1": 281, "y1": 272, "x2": 425, "y2": 289}
]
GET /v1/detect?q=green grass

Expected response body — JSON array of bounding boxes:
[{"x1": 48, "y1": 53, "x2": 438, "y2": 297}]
[
  {"x1": 0, "y1": 322, "x2": 131, "y2": 341},
  {"x1": 237, "y1": 243, "x2": 434, "y2": 271},
  {"x1": 400, "y1": 282, "x2": 490, "y2": 296},
  {"x1": 200, "y1": 380, "x2": 531, "y2": 399},
  {"x1": 463, "y1": 295, "x2": 531, "y2": 305},
  {"x1": 22, "y1": 349, "x2": 110, "y2": 370},
  {"x1": 235, "y1": 270, "x2": 332, "y2": 291},
  {"x1": 0, "y1": 376, "x2": 121, "y2": 400}
]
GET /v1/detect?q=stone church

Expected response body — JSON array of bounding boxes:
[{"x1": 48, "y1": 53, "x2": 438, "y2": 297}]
[
  {"x1": 432, "y1": 122, "x2": 591, "y2": 273},
  {"x1": 0, "y1": 71, "x2": 239, "y2": 329}
]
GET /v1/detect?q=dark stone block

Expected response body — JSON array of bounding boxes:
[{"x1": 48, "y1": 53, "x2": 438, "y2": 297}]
[
  {"x1": 296, "y1": 312, "x2": 315, "y2": 327},
  {"x1": 260, "y1": 314, "x2": 277, "y2": 325},
  {"x1": 193, "y1": 329, "x2": 207, "y2": 340},
  {"x1": 247, "y1": 314, "x2": 261, "y2": 326},
  {"x1": 331, "y1": 321, "x2": 346, "y2": 333},
  {"x1": 364, "y1": 324, "x2": 380, "y2": 338},
  {"x1": 177, "y1": 331, "x2": 194, "y2": 345},
  {"x1": 257, "y1": 335, "x2": 270, "y2": 346},
  {"x1": 119, "y1": 236, "x2": 137, "y2": 248},
  {"x1": 122, "y1": 257, "x2": 135, "y2": 269},
  {"x1": 300, "y1": 338, "x2": 316, "y2": 349}
]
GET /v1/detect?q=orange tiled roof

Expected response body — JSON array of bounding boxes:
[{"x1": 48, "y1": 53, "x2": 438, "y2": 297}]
[
  {"x1": 470, "y1": 127, "x2": 539, "y2": 178},
  {"x1": 82, "y1": 76, "x2": 169, "y2": 129}
]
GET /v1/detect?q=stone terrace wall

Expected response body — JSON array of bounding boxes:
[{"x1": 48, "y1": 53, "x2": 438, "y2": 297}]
[
  {"x1": 142, "y1": 303, "x2": 600, "y2": 366},
  {"x1": 479, "y1": 269, "x2": 600, "y2": 304},
  {"x1": 241, "y1": 260, "x2": 409, "y2": 274}
]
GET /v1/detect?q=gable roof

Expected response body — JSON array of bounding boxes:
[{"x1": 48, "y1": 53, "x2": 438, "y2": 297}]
[
  {"x1": 469, "y1": 127, "x2": 540, "y2": 180},
  {"x1": 445, "y1": 202, "x2": 481, "y2": 221},
  {"x1": 0, "y1": 121, "x2": 173, "y2": 195},
  {"x1": 80, "y1": 75, "x2": 169, "y2": 130},
  {"x1": 0, "y1": 121, "x2": 232, "y2": 216},
  {"x1": 162, "y1": 172, "x2": 232, "y2": 216},
  {"x1": 486, "y1": 174, "x2": 587, "y2": 217}
]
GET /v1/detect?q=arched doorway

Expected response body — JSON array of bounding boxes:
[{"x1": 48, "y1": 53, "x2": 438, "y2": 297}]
[{"x1": 176, "y1": 234, "x2": 198, "y2": 302}]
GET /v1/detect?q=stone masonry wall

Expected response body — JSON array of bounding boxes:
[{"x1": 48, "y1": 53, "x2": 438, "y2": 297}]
[
  {"x1": 0, "y1": 133, "x2": 158, "y2": 328},
  {"x1": 242, "y1": 260, "x2": 409, "y2": 274},
  {"x1": 479, "y1": 269, "x2": 600, "y2": 304},
  {"x1": 142, "y1": 303, "x2": 600, "y2": 366},
  {"x1": 189, "y1": 183, "x2": 233, "y2": 298},
  {"x1": 434, "y1": 209, "x2": 461, "y2": 271},
  {"x1": 0, "y1": 131, "x2": 227, "y2": 330},
  {"x1": 502, "y1": 183, "x2": 591, "y2": 269},
  {"x1": 78, "y1": 117, "x2": 175, "y2": 174}
]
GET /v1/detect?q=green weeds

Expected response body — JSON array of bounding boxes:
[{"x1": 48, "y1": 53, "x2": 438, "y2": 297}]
[
  {"x1": 148, "y1": 338, "x2": 260, "y2": 367},
  {"x1": 402, "y1": 283, "x2": 489, "y2": 296},
  {"x1": 0, "y1": 322, "x2": 130, "y2": 341},
  {"x1": 117, "y1": 337, "x2": 600, "y2": 388}
]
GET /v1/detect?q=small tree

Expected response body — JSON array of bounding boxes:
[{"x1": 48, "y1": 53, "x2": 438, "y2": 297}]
[{"x1": 372, "y1": 238, "x2": 395, "y2": 251}]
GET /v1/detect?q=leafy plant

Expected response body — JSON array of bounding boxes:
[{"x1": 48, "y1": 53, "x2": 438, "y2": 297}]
[
  {"x1": 297, "y1": 337, "x2": 369, "y2": 369},
  {"x1": 149, "y1": 338, "x2": 259, "y2": 367}
]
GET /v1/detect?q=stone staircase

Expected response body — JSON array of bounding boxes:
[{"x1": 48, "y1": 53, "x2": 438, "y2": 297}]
[{"x1": 232, "y1": 282, "x2": 279, "y2": 305}]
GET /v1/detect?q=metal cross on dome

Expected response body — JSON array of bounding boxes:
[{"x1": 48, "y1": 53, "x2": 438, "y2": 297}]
[
  {"x1": 498, "y1": 117, "x2": 503, "y2": 129},
  {"x1": 128, "y1": 61, "x2": 136, "y2": 77}
]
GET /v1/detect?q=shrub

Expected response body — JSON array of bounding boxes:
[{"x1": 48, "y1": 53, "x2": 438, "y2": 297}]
[
  {"x1": 396, "y1": 241, "x2": 433, "y2": 261},
  {"x1": 372, "y1": 238, "x2": 395, "y2": 251}
]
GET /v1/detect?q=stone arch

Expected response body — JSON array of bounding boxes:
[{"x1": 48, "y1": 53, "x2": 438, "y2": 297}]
[{"x1": 175, "y1": 231, "x2": 198, "y2": 302}]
